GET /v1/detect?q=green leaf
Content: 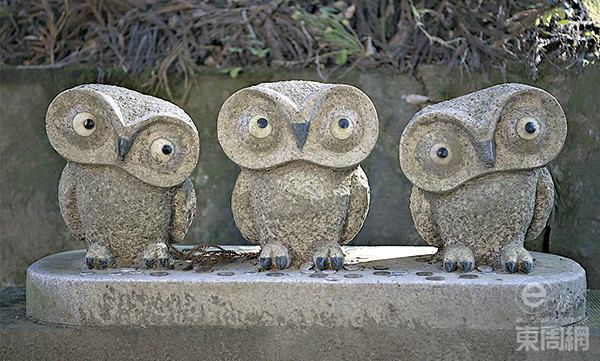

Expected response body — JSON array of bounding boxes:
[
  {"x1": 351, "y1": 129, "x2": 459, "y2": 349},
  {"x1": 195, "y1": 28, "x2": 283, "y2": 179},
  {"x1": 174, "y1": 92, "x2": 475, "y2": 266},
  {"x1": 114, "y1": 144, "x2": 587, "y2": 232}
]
[
  {"x1": 229, "y1": 67, "x2": 242, "y2": 78},
  {"x1": 334, "y1": 49, "x2": 348, "y2": 65},
  {"x1": 228, "y1": 47, "x2": 243, "y2": 53},
  {"x1": 558, "y1": 19, "x2": 569, "y2": 25}
]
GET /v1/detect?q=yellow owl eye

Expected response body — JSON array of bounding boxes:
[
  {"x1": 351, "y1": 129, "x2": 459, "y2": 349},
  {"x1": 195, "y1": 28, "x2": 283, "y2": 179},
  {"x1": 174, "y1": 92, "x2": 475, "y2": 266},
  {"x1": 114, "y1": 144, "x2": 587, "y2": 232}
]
[
  {"x1": 516, "y1": 116, "x2": 541, "y2": 140},
  {"x1": 72, "y1": 112, "x2": 96, "y2": 136},
  {"x1": 150, "y1": 138, "x2": 175, "y2": 162},
  {"x1": 330, "y1": 116, "x2": 354, "y2": 140},
  {"x1": 248, "y1": 115, "x2": 272, "y2": 138},
  {"x1": 430, "y1": 143, "x2": 452, "y2": 165}
]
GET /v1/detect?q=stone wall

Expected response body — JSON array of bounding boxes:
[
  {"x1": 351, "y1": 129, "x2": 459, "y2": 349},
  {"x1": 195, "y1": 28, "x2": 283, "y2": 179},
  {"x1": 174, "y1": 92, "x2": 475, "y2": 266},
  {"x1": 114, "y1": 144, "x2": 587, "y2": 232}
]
[{"x1": 1, "y1": 65, "x2": 598, "y2": 287}]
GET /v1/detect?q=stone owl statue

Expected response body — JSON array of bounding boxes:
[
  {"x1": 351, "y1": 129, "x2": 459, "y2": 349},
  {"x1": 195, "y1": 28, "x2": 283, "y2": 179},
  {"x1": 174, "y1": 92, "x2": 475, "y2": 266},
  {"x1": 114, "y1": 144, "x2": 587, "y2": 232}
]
[
  {"x1": 46, "y1": 84, "x2": 199, "y2": 269},
  {"x1": 399, "y1": 83, "x2": 566, "y2": 274},
  {"x1": 217, "y1": 81, "x2": 378, "y2": 270}
]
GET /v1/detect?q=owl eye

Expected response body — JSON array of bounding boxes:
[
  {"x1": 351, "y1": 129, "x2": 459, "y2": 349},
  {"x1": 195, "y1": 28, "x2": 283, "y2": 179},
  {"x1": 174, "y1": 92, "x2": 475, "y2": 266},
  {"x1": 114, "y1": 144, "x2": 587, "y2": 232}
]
[
  {"x1": 430, "y1": 143, "x2": 452, "y2": 165},
  {"x1": 72, "y1": 112, "x2": 96, "y2": 136},
  {"x1": 150, "y1": 138, "x2": 175, "y2": 162},
  {"x1": 248, "y1": 115, "x2": 272, "y2": 138},
  {"x1": 516, "y1": 116, "x2": 541, "y2": 140},
  {"x1": 330, "y1": 116, "x2": 354, "y2": 140}
]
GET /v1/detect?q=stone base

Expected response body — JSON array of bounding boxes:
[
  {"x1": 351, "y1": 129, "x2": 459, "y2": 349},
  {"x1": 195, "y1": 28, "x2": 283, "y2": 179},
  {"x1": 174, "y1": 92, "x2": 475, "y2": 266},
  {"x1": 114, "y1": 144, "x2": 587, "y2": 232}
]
[{"x1": 26, "y1": 246, "x2": 586, "y2": 329}]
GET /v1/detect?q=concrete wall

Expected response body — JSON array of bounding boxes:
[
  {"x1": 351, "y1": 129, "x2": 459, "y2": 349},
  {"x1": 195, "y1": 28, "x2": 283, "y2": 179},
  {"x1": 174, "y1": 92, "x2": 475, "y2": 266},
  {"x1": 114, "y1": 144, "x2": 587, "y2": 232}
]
[{"x1": 1, "y1": 65, "x2": 599, "y2": 287}]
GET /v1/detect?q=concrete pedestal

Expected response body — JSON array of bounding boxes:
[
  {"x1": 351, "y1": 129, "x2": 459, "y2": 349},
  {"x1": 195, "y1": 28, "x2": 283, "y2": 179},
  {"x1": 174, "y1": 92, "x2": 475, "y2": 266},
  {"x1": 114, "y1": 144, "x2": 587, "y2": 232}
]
[{"x1": 26, "y1": 246, "x2": 586, "y2": 329}]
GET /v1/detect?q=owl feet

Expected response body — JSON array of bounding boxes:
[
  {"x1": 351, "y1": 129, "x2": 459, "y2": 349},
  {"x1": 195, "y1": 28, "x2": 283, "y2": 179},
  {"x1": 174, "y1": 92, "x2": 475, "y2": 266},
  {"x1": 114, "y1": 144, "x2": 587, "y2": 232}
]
[
  {"x1": 443, "y1": 245, "x2": 475, "y2": 273},
  {"x1": 313, "y1": 242, "x2": 344, "y2": 271},
  {"x1": 142, "y1": 242, "x2": 172, "y2": 268},
  {"x1": 259, "y1": 242, "x2": 291, "y2": 270},
  {"x1": 501, "y1": 244, "x2": 533, "y2": 274},
  {"x1": 85, "y1": 244, "x2": 112, "y2": 269}
]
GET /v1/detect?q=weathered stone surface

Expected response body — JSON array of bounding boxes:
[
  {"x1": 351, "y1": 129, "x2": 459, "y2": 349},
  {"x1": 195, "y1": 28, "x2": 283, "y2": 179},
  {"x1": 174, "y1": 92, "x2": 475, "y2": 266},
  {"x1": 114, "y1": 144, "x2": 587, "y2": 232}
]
[
  {"x1": 400, "y1": 84, "x2": 566, "y2": 274},
  {"x1": 46, "y1": 85, "x2": 199, "y2": 268},
  {"x1": 26, "y1": 246, "x2": 586, "y2": 329},
  {"x1": 5, "y1": 288, "x2": 600, "y2": 361},
  {"x1": 217, "y1": 81, "x2": 377, "y2": 270}
]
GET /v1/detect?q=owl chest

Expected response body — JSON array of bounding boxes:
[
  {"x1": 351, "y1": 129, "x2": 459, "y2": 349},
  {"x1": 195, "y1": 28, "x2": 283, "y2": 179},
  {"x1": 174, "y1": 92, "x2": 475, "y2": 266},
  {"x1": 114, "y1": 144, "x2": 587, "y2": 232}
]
[
  {"x1": 244, "y1": 164, "x2": 352, "y2": 235},
  {"x1": 428, "y1": 170, "x2": 539, "y2": 237},
  {"x1": 74, "y1": 165, "x2": 173, "y2": 232}
]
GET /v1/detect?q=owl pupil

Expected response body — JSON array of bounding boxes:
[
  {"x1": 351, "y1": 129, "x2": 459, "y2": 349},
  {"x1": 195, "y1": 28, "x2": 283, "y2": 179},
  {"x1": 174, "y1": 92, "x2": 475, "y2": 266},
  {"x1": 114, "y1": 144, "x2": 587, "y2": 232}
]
[
  {"x1": 83, "y1": 119, "x2": 95, "y2": 129},
  {"x1": 338, "y1": 118, "x2": 349, "y2": 129},
  {"x1": 436, "y1": 147, "x2": 448, "y2": 158},
  {"x1": 525, "y1": 121, "x2": 537, "y2": 134},
  {"x1": 257, "y1": 118, "x2": 268, "y2": 129},
  {"x1": 162, "y1": 144, "x2": 173, "y2": 155}
]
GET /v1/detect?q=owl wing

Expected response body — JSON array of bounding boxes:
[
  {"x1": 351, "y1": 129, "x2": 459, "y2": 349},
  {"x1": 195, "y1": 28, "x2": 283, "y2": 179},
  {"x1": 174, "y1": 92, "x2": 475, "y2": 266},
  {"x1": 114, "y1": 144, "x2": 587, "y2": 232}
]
[
  {"x1": 58, "y1": 161, "x2": 85, "y2": 240},
  {"x1": 409, "y1": 186, "x2": 443, "y2": 248},
  {"x1": 231, "y1": 170, "x2": 260, "y2": 243},
  {"x1": 340, "y1": 166, "x2": 370, "y2": 245},
  {"x1": 525, "y1": 167, "x2": 555, "y2": 241},
  {"x1": 169, "y1": 178, "x2": 197, "y2": 243}
]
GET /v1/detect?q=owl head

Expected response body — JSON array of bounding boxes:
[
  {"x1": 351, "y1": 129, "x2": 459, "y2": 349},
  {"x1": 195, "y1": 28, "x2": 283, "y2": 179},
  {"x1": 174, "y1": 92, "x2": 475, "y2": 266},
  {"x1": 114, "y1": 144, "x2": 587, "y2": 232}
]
[
  {"x1": 399, "y1": 83, "x2": 567, "y2": 193},
  {"x1": 46, "y1": 84, "x2": 199, "y2": 187},
  {"x1": 217, "y1": 81, "x2": 378, "y2": 170}
]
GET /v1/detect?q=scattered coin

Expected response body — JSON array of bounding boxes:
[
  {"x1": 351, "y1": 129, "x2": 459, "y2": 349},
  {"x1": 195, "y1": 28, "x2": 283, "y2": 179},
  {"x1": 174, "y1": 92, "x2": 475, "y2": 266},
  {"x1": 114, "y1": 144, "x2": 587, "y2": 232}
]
[
  {"x1": 79, "y1": 271, "x2": 95, "y2": 276},
  {"x1": 426, "y1": 276, "x2": 445, "y2": 281},
  {"x1": 322, "y1": 270, "x2": 337, "y2": 274},
  {"x1": 300, "y1": 269, "x2": 316, "y2": 274},
  {"x1": 300, "y1": 262, "x2": 314, "y2": 271},
  {"x1": 127, "y1": 270, "x2": 142, "y2": 275},
  {"x1": 459, "y1": 274, "x2": 478, "y2": 279},
  {"x1": 344, "y1": 273, "x2": 363, "y2": 279},
  {"x1": 309, "y1": 273, "x2": 327, "y2": 278},
  {"x1": 149, "y1": 271, "x2": 169, "y2": 277},
  {"x1": 108, "y1": 271, "x2": 123, "y2": 276},
  {"x1": 372, "y1": 265, "x2": 389, "y2": 270},
  {"x1": 325, "y1": 275, "x2": 341, "y2": 281},
  {"x1": 416, "y1": 271, "x2": 433, "y2": 276},
  {"x1": 120, "y1": 268, "x2": 135, "y2": 273},
  {"x1": 387, "y1": 272, "x2": 405, "y2": 277},
  {"x1": 217, "y1": 271, "x2": 234, "y2": 276},
  {"x1": 374, "y1": 271, "x2": 391, "y2": 276},
  {"x1": 243, "y1": 270, "x2": 259, "y2": 275},
  {"x1": 195, "y1": 268, "x2": 213, "y2": 273},
  {"x1": 477, "y1": 266, "x2": 493, "y2": 273},
  {"x1": 266, "y1": 272, "x2": 284, "y2": 277},
  {"x1": 343, "y1": 265, "x2": 360, "y2": 271},
  {"x1": 173, "y1": 261, "x2": 192, "y2": 271}
]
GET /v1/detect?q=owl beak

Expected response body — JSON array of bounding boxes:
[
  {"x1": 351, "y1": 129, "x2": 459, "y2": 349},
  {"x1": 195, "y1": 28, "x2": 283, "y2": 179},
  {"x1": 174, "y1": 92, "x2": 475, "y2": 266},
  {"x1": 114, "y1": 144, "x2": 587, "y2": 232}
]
[
  {"x1": 290, "y1": 122, "x2": 310, "y2": 149},
  {"x1": 117, "y1": 136, "x2": 134, "y2": 160},
  {"x1": 475, "y1": 140, "x2": 495, "y2": 166}
]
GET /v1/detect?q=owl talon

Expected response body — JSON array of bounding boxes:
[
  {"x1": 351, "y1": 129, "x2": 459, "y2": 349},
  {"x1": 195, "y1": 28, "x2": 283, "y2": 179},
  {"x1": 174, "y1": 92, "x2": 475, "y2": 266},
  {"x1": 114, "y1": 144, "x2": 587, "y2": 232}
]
[
  {"x1": 141, "y1": 242, "x2": 171, "y2": 269},
  {"x1": 504, "y1": 262, "x2": 517, "y2": 273},
  {"x1": 501, "y1": 244, "x2": 533, "y2": 274},
  {"x1": 84, "y1": 244, "x2": 112, "y2": 269},
  {"x1": 159, "y1": 258, "x2": 170, "y2": 267},
  {"x1": 459, "y1": 261, "x2": 473, "y2": 273},
  {"x1": 313, "y1": 242, "x2": 345, "y2": 271},
  {"x1": 145, "y1": 259, "x2": 155, "y2": 269},
  {"x1": 274, "y1": 256, "x2": 289, "y2": 270},
  {"x1": 521, "y1": 261, "x2": 533, "y2": 274},
  {"x1": 315, "y1": 257, "x2": 328, "y2": 270},
  {"x1": 444, "y1": 261, "x2": 457, "y2": 272},
  {"x1": 442, "y1": 245, "x2": 475, "y2": 273},
  {"x1": 330, "y1": 257, "x2": 344, "y2": 271},
  {"x1": 259, "y1": 242, "x2": 290, "y2": 270}
]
